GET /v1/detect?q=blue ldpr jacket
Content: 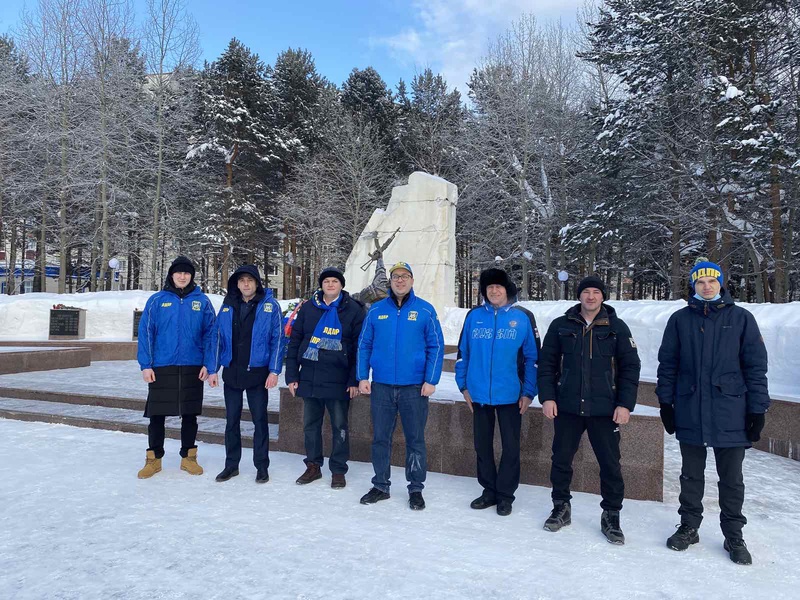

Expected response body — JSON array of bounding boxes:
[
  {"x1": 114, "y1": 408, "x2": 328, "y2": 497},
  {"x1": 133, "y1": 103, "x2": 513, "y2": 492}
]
[
  {"x1": 137, "y1": 285, "x2": 217, "y2": 372},
  {"x1": 455, "y1": 302, "x2": 539, "y2": 405},
  {"x1": 216, "y1": 289, "x2": 283, "y2": 374},
  {"x1": 356, "y1": 290, "x2": 444, "y2": 386}
]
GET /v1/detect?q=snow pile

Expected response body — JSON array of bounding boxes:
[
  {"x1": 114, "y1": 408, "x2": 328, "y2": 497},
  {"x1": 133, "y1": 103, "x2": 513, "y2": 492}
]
[
  {"x1": 442, "y1": 300, "x2": 800, "y2": 401},
  {"x1": 0, "y1": 291, "x2": 296, "y2": 341},
  {"x1": 0, "y1": 419, "x2": 798, "y2": 599}
]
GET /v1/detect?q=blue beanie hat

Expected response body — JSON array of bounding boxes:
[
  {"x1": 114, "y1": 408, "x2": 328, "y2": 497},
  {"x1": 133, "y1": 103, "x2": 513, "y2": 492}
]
[{"x1": 689, "y1": 260, "x2": 723, "y2": 289}]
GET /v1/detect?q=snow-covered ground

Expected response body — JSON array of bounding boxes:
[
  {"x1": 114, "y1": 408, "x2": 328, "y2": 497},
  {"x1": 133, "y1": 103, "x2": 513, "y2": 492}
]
[
  {"x1": 443, "y1": 300, "x2": 800, "y2": 401},
  {"x1": 0, "y1": 418, "x2": 798, "y2": 600}
]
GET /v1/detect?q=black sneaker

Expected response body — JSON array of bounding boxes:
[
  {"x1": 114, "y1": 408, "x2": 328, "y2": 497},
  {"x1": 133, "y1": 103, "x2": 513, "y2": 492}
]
[
  {"x1": 543, "y1": 502, "x2": 571, "y2": 532},
  {"x1": 496, "y1": 500, "x2": 512, "y2": 516},
  {"x1": 360, "y1": 487, "x2": 390, "y2": 505},
  {"x1": 470, "y1": 492, "x2": 497, "y2": 510},
  {"x1": 409, "y1": 492, "x2": 426, "y2": 511},
  {"x1": 666, "y1": 523, "x2": 700, "y2": 551},
  {"x1": 215, "y1": 467, "x2": 239, "y2": 482},
  {"x1": 601, "y1": 510, "x2": 625, "y2": 545},
  {"x1": 724, "y1": 538, "x2": 752, "y2": 565},
  {"x1": 255, "y1": 466, "x2": 269, "y2": 484}
]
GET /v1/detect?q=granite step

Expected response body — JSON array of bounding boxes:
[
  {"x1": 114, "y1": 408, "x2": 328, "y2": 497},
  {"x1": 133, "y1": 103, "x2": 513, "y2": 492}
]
[
  {"x1": 0, "y1": 397, "x2": 277, "y2": 446},
  {"x1": 0, "y1": 386, "x2": 279, "y2": 424}
]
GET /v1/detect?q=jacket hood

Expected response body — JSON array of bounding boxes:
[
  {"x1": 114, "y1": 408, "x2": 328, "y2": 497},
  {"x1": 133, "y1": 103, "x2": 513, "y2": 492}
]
[{"x1": 225, "y1": 265, "x2": 265, "y2": 304}]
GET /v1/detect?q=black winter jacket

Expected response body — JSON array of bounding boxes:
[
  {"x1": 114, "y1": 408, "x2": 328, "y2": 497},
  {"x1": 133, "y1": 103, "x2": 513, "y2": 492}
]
[
  {"x1": 285, "y1": 290, "x2": 366, "y2": 400},
  {"x1": 537, "y1": 304, "x2": 641, "y2": 417},
  {"x1": 656, "y1": 291, "x2": 769, "y2": 447}
]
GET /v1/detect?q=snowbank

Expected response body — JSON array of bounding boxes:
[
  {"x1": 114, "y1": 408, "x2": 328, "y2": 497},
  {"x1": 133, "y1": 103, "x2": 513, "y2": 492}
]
[
  {"x1": 443, "y1": 300, "x2": 800, "y2": 401},
  {"x1": 0, "y1": 291, "x2": 296, "y2": 342},
  {"x1": 1, "y1": 293, "x2": 797, "y2": 399}
]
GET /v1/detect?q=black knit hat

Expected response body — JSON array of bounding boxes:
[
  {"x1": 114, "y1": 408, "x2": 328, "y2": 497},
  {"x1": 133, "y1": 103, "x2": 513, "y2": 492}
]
[
  {"x1": 168, "y1": 256, "x2": 195, "y2": 279},
  {"x1": 479, "y1": 268, "x2": 518, "y2": 302},
  {"x1": 318, "y1": 266, "x2": 345, "y2": 289},
  {"x1": 576, "y1": 275, "x2": 605, "y2": 300}
]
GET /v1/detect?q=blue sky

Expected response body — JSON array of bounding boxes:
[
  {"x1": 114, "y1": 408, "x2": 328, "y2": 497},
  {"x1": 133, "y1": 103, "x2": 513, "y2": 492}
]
[{"x1": 0, "y1": 0, "x2": 584, "y2": 93}]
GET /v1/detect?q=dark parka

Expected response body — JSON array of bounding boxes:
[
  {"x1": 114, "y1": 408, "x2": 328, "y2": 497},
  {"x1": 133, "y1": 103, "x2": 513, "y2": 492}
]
[
  {"x1": 538, "y1": 304, "x2": 641, "y2": 417},
  {"x1": 285, "y1": 290, "x2": 366, "y2": 400},
  {"x1": 655, "y1": 291, "x2": 769, "y2": 448}
]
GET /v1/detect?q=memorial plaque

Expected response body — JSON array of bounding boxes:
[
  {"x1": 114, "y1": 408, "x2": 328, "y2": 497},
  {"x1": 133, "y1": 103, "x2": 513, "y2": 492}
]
[
  {"x1": 49, "y1": 309, "x2": 86, "y2": 340},
  {"x1": 132, "y1": 310, "x2": 143, "y2": 340}
]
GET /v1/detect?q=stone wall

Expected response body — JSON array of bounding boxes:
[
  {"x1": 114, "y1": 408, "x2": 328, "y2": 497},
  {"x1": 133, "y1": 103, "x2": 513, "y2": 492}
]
[{"x1": 276, "y1": 389, "x2": 664, "y2": 501}]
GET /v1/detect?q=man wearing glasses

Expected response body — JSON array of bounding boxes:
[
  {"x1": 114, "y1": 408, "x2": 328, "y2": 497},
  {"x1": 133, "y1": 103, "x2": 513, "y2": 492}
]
[{"x1": 356, "y1": 261, "x2": 445, "y2": 510}]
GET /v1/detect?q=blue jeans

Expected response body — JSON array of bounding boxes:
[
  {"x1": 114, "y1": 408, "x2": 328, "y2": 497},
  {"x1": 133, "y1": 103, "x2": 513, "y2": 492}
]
[
  {"x1": 224, "y1": 383, "x2": 269, "y2": 469},
  {"x1": 370, "y1": 382, "x2": 429, "y2": 494},
  {"x1": 303, "y1": 396, "x2": 350, "y2": 474}
]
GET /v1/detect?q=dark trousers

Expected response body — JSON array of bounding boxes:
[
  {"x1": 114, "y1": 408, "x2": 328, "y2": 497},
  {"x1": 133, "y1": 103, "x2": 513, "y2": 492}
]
[
  {"x1": 370, "y1": 382, "x2": 429, "y2": 494},
  {"x1": 224, "y1": 383, "x2": 270, "y2": 469},
  {"x1": 550, "y1": 412, "x2": 624, "y2": 511},
  {"x1": 678, "y1": 442, "x2": 746, "y2": 539},
  {"x1": 473, "y1": 403, "x2": 521, "y2": 503},
  {"x1": 303, "y1": 396, "x2": 350, "y2": 474},
  {"x1": 148, "y1": 415, "x2": 198, "y2": 459}
]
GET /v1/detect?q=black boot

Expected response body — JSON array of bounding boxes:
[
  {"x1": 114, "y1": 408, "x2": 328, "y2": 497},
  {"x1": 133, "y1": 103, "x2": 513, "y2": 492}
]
[
  {"x1": 215, "y1": 466, "x2": 239, "y2": 482},
  {"x1": 724, "y1": 538, "x2": 752, "y2": 565},
  {"x1": 666, "y1": 523, "x2": 700, "y2": 551},
  {"x1": 360, "y1": 487, "x2": 390, "y2": 505},
  {"x1": 543, "y1": 502, "x2": 571, "y2": 532},
  {"x1": 496, "y1": 500, "x2": 512, "y2": 516},
  {"x1": 255, "y1": 466, "x2": 269, "y2": 484},
  {"x1": 409, "y1": 491, "x2": 426, "y2": 511},
  {"x1": 470, "y1": 492, "x2": 497, "y2": 510},
  {"x1": 601, "y1": 510, "x2": 625, "y2": 545}
]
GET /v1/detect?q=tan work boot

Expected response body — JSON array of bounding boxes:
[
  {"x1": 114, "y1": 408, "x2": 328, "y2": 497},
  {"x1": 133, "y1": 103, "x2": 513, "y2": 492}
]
[
  {"x1": 138, "y1": 450, "x2": 162, "y2": 479},
  {"x1": 180, "y1": 447, "x2": 204, "y2": 476}
]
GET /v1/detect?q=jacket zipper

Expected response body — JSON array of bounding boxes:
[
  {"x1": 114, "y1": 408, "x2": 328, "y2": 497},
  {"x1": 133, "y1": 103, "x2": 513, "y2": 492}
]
[
  {"x1": 489, "y1": 308, "x2": 497, "y2": 404},
  {"x1": 395, "y1": 299, "x2": 401, "y2": 382},
  {"x1": 611, "y1": 356, "x2": 616, "y2": 389},
  {"x1": 178, "y1": 297, "x2": 184, "y2": 414}
]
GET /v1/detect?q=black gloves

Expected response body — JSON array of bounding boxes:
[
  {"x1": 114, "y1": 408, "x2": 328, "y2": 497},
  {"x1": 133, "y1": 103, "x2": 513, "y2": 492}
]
[
  {"x1": 746, "y1": 413, "x2": 766, "y2": 442},
  {"x1": 660, "y1": 405, "x2": 675, "y2": 435}
]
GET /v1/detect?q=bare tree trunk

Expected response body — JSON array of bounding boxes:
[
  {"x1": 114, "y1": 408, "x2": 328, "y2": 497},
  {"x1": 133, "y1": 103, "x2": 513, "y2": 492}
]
[
  {"x1": 7, "y1": 223, "x2": 17, "y2": 295},
  {"x1": 670, "y1": 221, "x2": 682, "y2": 299},
  {"x1": 59, "y1": 107, "x2": 69, "y2": 293},
  {"x1": 770, "y1": 166, "x2": 785, "y2": 302}
]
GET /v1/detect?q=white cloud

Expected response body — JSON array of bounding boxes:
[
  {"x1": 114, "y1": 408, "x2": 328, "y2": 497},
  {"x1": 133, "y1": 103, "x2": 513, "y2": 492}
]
[{"x1": 371, "y1": 0, "x2": 585, "y2": 94}]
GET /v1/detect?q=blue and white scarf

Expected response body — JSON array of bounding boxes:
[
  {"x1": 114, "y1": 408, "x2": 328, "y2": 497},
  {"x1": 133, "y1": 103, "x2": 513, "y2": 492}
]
[{"x1": 302, "y1": 290, "x2": 343, "y2": 361}]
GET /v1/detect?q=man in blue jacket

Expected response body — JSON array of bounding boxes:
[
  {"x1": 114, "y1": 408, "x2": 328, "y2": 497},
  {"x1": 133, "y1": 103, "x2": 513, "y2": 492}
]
[
  {"x1": 209, "y1": 265, "x2": 282, "y2": 484},
  {"x1": 136, "y1": 256, "x2": 217, "y2": 478},
  {"x1": 356, "y1": 261, "x2": 444, "y2": 510},
  {"x1": 657, "y1": 259, "x2": 769, "y2": 565},
  {"x1": 455, "y1": 268, "x2": 539, "y2": 516}
]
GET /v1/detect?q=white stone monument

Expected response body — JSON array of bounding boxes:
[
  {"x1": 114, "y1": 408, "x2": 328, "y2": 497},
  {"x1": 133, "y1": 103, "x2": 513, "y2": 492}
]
[{"x1": 344, "y1": 171, "x2": 458, "y2": 314}]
